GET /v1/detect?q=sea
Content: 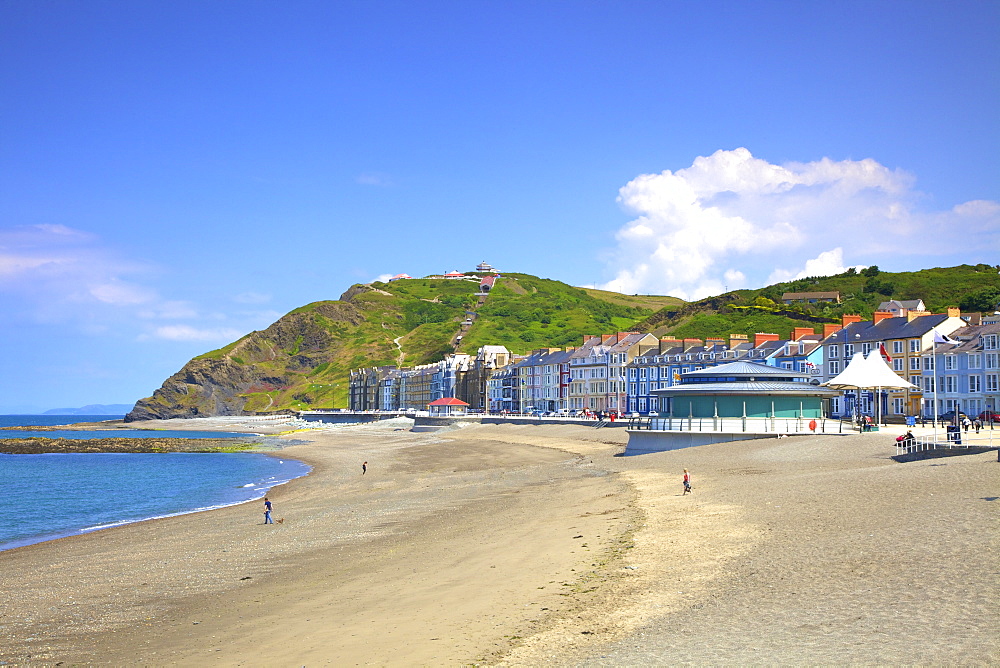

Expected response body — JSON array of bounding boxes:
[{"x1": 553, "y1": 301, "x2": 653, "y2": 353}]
[{"x1": 0, "y1": 415, "x2": 310, "y2": 552}]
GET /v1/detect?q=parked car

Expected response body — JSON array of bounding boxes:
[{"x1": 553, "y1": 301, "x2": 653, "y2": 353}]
[
  {"x1": 935, "y1": 410, "x2": 967, "y2": 423},
  {"x1": 977, "y1": 411, "x2": 1000, "y2": 423}
]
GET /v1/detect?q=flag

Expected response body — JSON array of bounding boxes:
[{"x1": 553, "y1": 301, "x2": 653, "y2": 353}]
[
  {"x1": 879, "y1": 343, "x2": 892, "y2": 363},
  {"x1": 932, "y1": 329, "x2": 959, "y2": 345}
]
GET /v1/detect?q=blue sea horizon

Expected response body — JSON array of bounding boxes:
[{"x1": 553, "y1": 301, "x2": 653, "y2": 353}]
[{"x1": 0, "y1": 416, "x2": 310, "y2": 552}]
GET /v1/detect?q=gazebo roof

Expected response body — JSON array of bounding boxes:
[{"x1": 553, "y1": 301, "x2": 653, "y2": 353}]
[
  {"x1": 428, "y1": 397, "x2": 470, "y2": 406},
  {"x1": 681, "y1": 361, "x2": 810, "y2": 381}
]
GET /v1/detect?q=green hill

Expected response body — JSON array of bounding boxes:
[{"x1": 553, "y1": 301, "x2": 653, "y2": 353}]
[
  {"x1": 640, "y1": 263, "x2": 1000, "y2": 339},
  {"x1": 125, "y1": 264, "x2": 998, "y2": 420},
  {"x1": 126, "y1": 273, "x2": 667, "y2": 419}
]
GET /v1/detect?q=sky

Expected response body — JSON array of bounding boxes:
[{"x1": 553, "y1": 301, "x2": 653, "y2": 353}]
[{"x1": 1, "y1": 0, "x2": 998, "y2": 412}]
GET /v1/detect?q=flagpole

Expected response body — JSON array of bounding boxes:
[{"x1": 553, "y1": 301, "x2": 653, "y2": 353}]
[{"x1": 932, "y1": 335, "x2": 939, "y2": 443}]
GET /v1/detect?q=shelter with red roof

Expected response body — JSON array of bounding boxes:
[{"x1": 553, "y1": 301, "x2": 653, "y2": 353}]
[{"x1": 427, "y1": 397, "x2": 470, "y2": 416}]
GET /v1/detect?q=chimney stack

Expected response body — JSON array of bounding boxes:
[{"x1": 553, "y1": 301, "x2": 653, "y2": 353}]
[
  {"x1": 659, "y1": 337, "x2": 682, "y2": 353},
  {"x1": 705, "y1": 337, "x2": 726, "y2": 349},
  {"x1": 729, "y1": 334, "x2": 749, "y2": 349},
  {"x1": 946, "y1": 307, "x2": 961, "y2": 318},
  {"x1": 792, "y1": 327, "x2": 815, "y2": 341},
  {"x1": 754, "y1": 332, "x2": 780, "y2": 346},
  {"x1": 683, "y1": 338, "x2": 703, "y2": 351},
  {"x1": 823, "y1": 324, "x2": 843, "y2": 338},
  {"x1": 873, "y1": 311, "x2": 893, "y2": 324},
  {"x1": 842, "y1": 314, "x2": 863, "y2": 327}
]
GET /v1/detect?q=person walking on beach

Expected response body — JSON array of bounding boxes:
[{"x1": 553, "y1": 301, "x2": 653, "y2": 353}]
[
  {"x1": 263, "y1": 497, "x2": 274, "y2": 524},
  {"x1": 362, "y1": 461, "x2": 367, "y2": 475},
  {"x1": 682, "y1": 469, "x2": 692, "y2": 495}
]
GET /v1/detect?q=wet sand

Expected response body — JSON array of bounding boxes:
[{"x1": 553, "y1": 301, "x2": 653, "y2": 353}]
[{"x1": 1, "y1": 420, "x2": 996, "y2": 665}]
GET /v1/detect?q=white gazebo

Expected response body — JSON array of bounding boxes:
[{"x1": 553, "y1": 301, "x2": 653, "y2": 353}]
[{"x1": 822, "y1": 351, "x2": 917, "y2": 427}]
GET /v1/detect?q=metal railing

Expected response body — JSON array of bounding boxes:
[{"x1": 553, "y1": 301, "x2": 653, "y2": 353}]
[
  {"x1": 895, "y1": 429, "x2": 998, "y2": 456},
  {"x1": 626, "y1": 416, "x2": 843, "y2": 434}
]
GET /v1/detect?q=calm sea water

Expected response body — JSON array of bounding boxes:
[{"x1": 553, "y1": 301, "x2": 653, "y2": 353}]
[
  {"x1": 0, "y1": 414, "x2": 252, "y2": 439},
  {"x1": 0, "y1": 416, "x2": 310, "y2": 552}
]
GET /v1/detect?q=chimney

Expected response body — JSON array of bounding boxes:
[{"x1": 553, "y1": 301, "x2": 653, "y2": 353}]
[
  {"x1": 823, "y1": 324, "x2": 843, "y2": 338},
  {"x1": 754, "y1": 332, "x2": 780, "y2": 346},
  {"x1": 842, "y1": 314, "x2": 863, "y2": 327},
  {"x1": 583, "y1": 335, "x2": 598, "y2": 344},
  {"x1": 873, "y1": 311, "x2": 894, "y2": 325},
  {"x1": 705, "y1": 337, "x2": 726, "y2": 349},
  {"x1": 683, "y1": 338, "x2": 703, "y2": 351},
  {"x1": 792, "y1": 327, "x2": 815, "y2": 341},
  {"x1": 729, "y1": 334, "x2": 749, "y2": 348},
  {"x1": 602, "y1": 334, "x2": 617, "y2": 345},
  {"x1": 946, "y1": 307, "x2": 961, "y2": 318},
  {"x1": 659, "y1": 337, "x2": 682, "y2": 353}
]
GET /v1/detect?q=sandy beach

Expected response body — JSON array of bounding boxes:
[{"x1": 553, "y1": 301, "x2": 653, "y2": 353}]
[{"x1": 1, "y1": 419, "x2": 996, "y2": 665}]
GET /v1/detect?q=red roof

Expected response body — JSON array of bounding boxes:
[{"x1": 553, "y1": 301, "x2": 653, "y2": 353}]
[{"x1": 427, "y1": 397, "x2": 469, "y2": 406}]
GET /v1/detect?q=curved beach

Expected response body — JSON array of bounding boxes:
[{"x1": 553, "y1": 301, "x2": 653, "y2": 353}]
[{"x1": 1, "y1": 421, "x2": 996, "y2": 665}]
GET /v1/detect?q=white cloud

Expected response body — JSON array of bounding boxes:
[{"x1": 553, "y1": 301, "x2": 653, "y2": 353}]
[
  {"x1": 357, "y1": 172, "x2": 393, "y2": 187},
  {"x1": 600, "y1": 148, "x2": 1000, "y2": 300},
  {"x1": 88, "y1": 280, "x2": 156, "y2": 306},
  {"x1": 233, "y1": 291, "x2": 272, "y2": 304},
  {"x1": 144, "y1": 325, "x2": 246, "y2": 342}
]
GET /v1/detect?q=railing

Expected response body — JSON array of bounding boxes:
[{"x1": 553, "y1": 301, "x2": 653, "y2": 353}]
[
  {"x1": 626, "y1": 416, "x2": 843, "y2": 434},
  {"x1": 895, "y1": 429, "x2": 998, "y2": 456}
]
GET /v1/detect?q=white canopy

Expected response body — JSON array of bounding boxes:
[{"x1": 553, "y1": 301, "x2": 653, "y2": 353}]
[{"x1": 822, "y1": 351, "x2": 918, "y2": 391}]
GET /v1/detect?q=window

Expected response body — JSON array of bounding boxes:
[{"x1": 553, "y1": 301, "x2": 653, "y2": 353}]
[
  {"x1": 829, "y1": 345, "x2": 840, "y2": 358},
  {"x1": 944, "y1": 356, "x2": 958, "y2": 370},
  {"x1": 893, "y1": 398, "x2": 904, "y2": 414},
  {"x1": 893, "y1": 358, "x2": 904, "y2": 372},
  {"x1": 910, "y1": 357, "x2": 922, "y2": 371},
  {"x1": 628, "y1": 368, "x2": 637, "y2": 380},
  {"x1": 910, "y1": 339, "x2": 920, "y2": 352},
  {"x1": 969, "y1": 354, "x2": 982, "y2": 369},
  {"x1": 986, "y1": 353, "x2": 999, "y2": 370},
  {"x1": 983, "y1": 334, "x2": 998, "y2": 350},
  {"x1": 985, "y1": 374, "x2": 999, "y2": 392},
  {"x1": 969, "y1": 375, "x2": 981, "y2": 393},
  {"x1": 944, "y1": 376, "x2": 957, "y2": 393},
  {"x1": 924, "y1": 356, "x2": 935, "y2": 371},
  {"x1": 829, "y1": 361, "x2": 841, "y2": 375},
  {"x1": 925, "y1": 376, "x2": 935, "y2": 393},
  {"x1": 892, "y1": 340, "x2": 904, "y2": 355},
  {"x1": 844, "y1": 344, "x2": 855, "y2": 357},
  {"x1": 862, "y1": 342, "x2": 873, "y2": 355}
]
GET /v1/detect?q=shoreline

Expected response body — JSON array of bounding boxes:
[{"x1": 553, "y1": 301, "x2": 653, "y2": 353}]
[{"x1": 1, "y1": 420, "x2": 996, "y2": 665}]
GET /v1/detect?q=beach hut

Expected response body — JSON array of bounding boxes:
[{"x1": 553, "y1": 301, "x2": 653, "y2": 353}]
[{"x1": 427, "y1": 397, "x2": 470, "y2": 416}]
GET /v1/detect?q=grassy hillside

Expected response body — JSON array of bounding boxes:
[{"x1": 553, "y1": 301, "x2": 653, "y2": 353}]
[
  {"x1": 128, "y1": 273, "x2": 666, "y2": 418},
  {"x1": 640, "y1": 263, "x2": 1000, "y2": 340},
  {"x1": 128, "y1": 264, "x2": 996, "y2": 419},
  {"x1": 458, "y1": 274, "x2": 654, "y2": 352}
]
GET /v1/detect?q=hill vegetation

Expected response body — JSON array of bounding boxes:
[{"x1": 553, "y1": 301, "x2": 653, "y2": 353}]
[
  {"x1": 639, "y1": 263, "x2": 1000, "y2": 340},
  {"x1": 126, "y1": 265, "x2": 998, "y2": 420}
]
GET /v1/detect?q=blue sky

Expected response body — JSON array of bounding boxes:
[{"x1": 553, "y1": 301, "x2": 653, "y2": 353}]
[{"x1": 1, "y1": 0, "x2": 998, "y2": 412}]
